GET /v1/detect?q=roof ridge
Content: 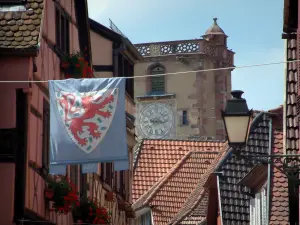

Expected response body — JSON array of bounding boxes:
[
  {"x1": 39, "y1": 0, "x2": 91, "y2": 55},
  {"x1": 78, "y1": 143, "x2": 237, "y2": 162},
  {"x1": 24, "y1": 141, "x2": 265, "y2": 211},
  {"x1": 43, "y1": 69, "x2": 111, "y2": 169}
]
[
  {"x1": 143, "y1": 151, "x2": 194, "y2": 205},
  {"x1": 169, "y1": 143, "x2": 229, "y2": 224},
  {"x1": 133, "y1": 150, "x2": 222, "y2": 210},
  {"x1": 133, "y1": 151, "x2": 193, "y2": 209},
  {"x1": 133, "y1": 139, "x2": 144, "y2": 170}
]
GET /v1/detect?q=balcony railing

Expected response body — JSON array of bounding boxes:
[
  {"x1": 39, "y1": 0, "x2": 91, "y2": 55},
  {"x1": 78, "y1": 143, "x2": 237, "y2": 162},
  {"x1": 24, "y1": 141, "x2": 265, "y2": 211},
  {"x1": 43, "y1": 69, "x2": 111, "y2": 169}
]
[
  {"x1": 135, "y1": 39, "x2": 234, "y2": 66},
  {"x1": 135, "y1": 39, "x2": 202, "y2": 57}
]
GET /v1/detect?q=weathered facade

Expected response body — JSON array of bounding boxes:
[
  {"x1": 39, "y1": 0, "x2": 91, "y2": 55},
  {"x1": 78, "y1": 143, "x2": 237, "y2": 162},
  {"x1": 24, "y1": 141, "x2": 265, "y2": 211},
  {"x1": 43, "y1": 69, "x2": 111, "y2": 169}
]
[
  {"x1": 0, "y1": 1, "x2": 138, "y2": 225},
  {"x1": 169, "y1": 109, "x2": 286, "y2": 225},
  {"x1": 132, "y1": 139, "x2": 226, "y2": 225},
  {"x1": 0, "y1": 0, "x2": 90, "y2": 224},
  {"x1": 88, "y1": 18, "x2": 143, "y2": 225},
  {"x1": 134, "y1": 18, "x2": 234, "y2": 141},
  {"x1": 282, "y1": 0, "x2": 300, "y2": 224}
]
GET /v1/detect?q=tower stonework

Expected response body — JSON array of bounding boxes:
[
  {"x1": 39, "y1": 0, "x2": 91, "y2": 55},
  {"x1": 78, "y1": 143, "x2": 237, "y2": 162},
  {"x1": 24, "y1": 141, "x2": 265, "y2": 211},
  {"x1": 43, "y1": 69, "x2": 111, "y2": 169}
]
[{"x1": 134, "y1": 18, "x2": 234, "y2": 141}]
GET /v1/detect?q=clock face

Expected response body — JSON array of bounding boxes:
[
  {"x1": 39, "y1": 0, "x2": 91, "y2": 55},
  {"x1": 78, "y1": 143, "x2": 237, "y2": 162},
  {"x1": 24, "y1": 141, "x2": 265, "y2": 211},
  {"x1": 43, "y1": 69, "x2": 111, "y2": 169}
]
[{"x1": 139, "y1": 103, "x2": 175, "y2": 139}]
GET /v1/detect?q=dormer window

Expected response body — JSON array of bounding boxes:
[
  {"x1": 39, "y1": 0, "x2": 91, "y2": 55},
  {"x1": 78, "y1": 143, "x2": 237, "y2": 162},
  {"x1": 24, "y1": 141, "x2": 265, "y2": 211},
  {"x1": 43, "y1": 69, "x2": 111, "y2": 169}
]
[
  {"x1": 0, "y1": 0, "x2": 26, "y2": 4},
  {"x1": 0, "y1": 0, "x2": 26, "y2": 11}
]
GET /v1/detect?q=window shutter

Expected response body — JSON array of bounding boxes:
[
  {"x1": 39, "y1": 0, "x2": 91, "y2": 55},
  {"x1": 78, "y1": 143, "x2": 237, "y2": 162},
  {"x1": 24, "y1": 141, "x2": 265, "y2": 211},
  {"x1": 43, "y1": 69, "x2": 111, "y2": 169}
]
[
  {"x1": 250, "y1": 198, "x2": 255, "y2": 225},
  {"x1": 178, "y1": 110, "x2": 183, "y2": 125},
  {"x1": 256, "y1": 192, "x2": 261, "y2": 225},
  {"x1": 261, "y1": 187, "x2": 267, "y2": 225}
]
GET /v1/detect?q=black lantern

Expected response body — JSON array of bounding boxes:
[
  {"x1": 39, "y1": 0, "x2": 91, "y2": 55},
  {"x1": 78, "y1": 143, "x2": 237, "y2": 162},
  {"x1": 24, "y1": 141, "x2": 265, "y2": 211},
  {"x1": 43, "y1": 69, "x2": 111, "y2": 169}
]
[{"x1": 222, "y1": 90, "x2": 253, "y2": 147}]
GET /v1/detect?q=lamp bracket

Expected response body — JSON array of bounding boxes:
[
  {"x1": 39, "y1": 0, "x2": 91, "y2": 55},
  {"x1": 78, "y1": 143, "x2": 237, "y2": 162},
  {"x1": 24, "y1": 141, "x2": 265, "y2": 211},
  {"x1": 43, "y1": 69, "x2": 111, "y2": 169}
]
[{"x1": 232, "y1": 149, "x2": 300, "y2": 184}]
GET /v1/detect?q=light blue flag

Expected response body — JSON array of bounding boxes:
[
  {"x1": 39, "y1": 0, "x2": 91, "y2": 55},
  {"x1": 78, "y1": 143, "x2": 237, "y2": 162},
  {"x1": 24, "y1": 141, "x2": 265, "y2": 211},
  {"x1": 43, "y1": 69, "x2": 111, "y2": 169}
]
[
  {"x1": 114, "y1": 159, "x2": 129, "y2": 171},
  {"x1": 81, "y1": 159, "x2": 129, "y2": 173},
  {"x1": 49, "y1": 78, "x2": 128, "y2": 174}
]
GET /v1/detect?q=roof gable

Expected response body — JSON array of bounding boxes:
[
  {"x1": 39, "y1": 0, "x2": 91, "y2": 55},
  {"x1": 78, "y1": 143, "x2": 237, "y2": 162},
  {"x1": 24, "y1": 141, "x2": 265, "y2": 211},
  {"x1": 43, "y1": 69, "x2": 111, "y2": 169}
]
[
  {"x1": 171, "y1": 112, "x2": 276, "y2": 225},
  {"x1": 170, "y1": 144, "x2": 228, "y2": 224},
  {"x1": 89, "y1": 18, "x2": 122, "y2": 43},
  {"x1": 216, "y1": 113, "x2": 271, "y2": 224},
  {"x1": 132, "y1": 139, "x2": 224, "y2": 202},
  {"x1": 141, "y1": 151, "x2": 218, "y2": 225}
]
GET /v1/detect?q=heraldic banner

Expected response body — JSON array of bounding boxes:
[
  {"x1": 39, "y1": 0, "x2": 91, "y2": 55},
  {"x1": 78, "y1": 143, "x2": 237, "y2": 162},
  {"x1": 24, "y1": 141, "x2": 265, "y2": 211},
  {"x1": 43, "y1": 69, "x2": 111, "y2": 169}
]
[{"x1": 49, "y1": 78, "x2": 128, "y2": 174}]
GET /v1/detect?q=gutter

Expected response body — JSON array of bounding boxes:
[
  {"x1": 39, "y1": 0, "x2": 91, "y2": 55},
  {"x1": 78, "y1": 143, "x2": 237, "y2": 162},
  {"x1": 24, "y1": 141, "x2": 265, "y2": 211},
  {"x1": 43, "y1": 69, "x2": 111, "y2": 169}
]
[
  {"x1": 123, "y1": 38, "x2": 144, "y2": 61},
  {"x1": 0, "y1": 47, "x2": 38, "y2": 57},
  {"x1": 267, "y1": 110, "x2": 273, "y2": 223}
]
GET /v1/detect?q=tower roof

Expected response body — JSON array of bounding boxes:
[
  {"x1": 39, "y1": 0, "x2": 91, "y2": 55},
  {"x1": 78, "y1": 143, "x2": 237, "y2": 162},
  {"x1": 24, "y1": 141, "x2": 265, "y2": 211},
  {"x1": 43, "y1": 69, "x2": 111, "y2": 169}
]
[{"x1": 204, "y1": 18, "x2": 226, "y2": 35}]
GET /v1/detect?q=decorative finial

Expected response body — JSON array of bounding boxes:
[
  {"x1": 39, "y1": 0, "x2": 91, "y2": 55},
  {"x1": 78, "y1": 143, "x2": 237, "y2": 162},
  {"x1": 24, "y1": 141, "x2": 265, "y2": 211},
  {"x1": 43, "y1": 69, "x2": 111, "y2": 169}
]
[{"x1": 213, "y1": 18, "x2": 218, "y2": 24}]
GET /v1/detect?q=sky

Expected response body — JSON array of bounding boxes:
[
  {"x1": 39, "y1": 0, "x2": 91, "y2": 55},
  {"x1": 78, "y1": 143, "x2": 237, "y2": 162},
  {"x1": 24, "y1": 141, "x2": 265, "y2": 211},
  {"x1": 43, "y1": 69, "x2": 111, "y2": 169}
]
[{"x1": 88, "y1": 0, "x2": 285, "y2": 111}]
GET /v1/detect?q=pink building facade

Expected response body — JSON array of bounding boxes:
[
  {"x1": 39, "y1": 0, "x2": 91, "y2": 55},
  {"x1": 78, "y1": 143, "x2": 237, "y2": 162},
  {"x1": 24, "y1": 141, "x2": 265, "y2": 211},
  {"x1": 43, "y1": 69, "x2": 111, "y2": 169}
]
[{"x1": 0, "y1": 0, "x2": 91, "y2": 224}]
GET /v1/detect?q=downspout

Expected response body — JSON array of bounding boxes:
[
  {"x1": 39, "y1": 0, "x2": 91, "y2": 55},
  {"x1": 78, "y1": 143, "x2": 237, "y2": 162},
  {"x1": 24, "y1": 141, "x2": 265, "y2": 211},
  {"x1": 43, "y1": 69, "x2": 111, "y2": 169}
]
[
  {"x1": 266, "y1": 118, "x2": 273, "y2": 223},
  {"x1": 216, "y1": 175, "x2": 224, "y2": 225}
]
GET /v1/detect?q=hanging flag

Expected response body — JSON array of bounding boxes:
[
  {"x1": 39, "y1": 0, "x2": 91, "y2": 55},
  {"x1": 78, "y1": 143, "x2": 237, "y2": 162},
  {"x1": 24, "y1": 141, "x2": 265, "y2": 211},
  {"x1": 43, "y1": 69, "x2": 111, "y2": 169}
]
[
  {"x1": 81, "y1": 159, "x2": 129, "y2": 174},
  {"x1": 49, "y1": 78, "x2": 128, "y2": 174}
]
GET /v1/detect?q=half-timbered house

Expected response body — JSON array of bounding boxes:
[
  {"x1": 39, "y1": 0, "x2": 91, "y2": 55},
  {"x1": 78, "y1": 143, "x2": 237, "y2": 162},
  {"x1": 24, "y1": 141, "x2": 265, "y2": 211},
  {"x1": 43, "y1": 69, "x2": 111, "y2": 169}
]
[{"x1": 0, "y1": 0, "x2": 90, "y2": 224}]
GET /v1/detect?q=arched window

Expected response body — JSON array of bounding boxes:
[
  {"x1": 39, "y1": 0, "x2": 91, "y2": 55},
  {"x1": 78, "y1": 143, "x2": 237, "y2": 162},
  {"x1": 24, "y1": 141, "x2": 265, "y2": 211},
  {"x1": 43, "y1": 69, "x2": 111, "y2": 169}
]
[{"x1": 150, "y1": 66, "x2": 165, "y2": 93}]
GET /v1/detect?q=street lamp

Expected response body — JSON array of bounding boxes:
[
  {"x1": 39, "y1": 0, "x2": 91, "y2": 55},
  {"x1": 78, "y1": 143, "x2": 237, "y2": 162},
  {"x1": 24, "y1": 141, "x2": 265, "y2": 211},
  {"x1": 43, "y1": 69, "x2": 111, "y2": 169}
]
[
  {"x1": 221, "y1": 90, "x2": 252, "y2": 147},
  {"x1": 222, "y1": 90, "x2": 300, "y2": 183}
]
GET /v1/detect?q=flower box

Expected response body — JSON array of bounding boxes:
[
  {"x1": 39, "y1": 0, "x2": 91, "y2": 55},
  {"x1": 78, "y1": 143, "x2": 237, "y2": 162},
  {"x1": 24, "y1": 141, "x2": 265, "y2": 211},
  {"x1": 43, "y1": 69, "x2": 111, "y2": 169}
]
[
  {"x1": 60, "y1": 50, "x2": 93, "y2": 79},
  {"x1": 72, "y1": 198, "x2": 111, "y2": 224},
  {"x1": 45, "y1": 188, "x2": 54, "y2": 200},
  {"x1": 45, "y1": 175, "x2": 79, "y2": 214}
]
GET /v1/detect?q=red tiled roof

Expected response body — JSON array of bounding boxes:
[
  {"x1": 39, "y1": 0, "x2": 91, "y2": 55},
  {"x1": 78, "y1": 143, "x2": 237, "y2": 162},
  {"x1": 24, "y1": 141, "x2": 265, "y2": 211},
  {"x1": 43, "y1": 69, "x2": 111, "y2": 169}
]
[
  {"x1": 268, "y1": 105, "x2": 283, "y2": 114},
  {"x1": 169, "y1": 144, "x2": 229, "y2": 225},
  {"x1": 132, "y1": 139, "x2": 224, "y2": 201},
  {"x1": 269, "y1": 130, "x2": 290, "y2": 225},
  {"x1": 132, "y1": 139, "x2": 225, "y2": 225}
]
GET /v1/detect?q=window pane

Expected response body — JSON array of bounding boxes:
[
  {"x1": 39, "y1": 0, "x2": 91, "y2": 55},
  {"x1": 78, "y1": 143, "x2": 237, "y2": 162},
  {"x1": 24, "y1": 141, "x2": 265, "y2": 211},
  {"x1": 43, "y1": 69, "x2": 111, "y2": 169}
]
[
  {"x1": 151, "y1": 76, "x2": 165, "y2": 92},
  {"x1": 261, "y1": 187, "x2": 267, "y2": 225},
  {"x1": 182, "y1": 110, "x2": 188, "y2": 125},
  {"x1": 255, "y1": 192, "x2": 261, "y2": 225},
  {"x1": 65, "y1": 18, "x2": 70, "y2": 54},
  {"x1": 55, "y1": 9, "x2": 60, "y2": 48},
  {"x1": 151, "y1": 66, "x2": 165, "y2": 92},
  {"x1": 250, "y1": 198, "x2": 255, "y2": 225}
]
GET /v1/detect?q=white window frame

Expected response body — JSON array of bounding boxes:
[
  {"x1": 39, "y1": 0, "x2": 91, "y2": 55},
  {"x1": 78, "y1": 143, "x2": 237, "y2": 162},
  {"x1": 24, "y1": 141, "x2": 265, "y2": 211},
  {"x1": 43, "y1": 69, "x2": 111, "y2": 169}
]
[
  {"x1": 140, "y1": 211, "x2": 152, "y2": 225},
  {"x1": 249, "y1": 183, "x2": 268, "y2": 225}
]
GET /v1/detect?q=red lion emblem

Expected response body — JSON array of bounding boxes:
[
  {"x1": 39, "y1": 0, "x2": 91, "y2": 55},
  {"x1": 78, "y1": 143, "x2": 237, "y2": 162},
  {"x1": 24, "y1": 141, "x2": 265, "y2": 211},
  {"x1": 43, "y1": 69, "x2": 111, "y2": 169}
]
[{"x1": 58, "y1": 93, "x2": 114, "y2": 146}]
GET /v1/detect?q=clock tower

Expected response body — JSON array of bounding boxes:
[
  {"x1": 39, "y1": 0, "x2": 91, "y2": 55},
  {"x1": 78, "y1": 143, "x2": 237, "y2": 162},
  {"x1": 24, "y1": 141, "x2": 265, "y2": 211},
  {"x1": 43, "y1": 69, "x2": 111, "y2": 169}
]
[
  {"x1": 134, "y1": 18, "x2": 234, "y2": 140},
  {"x1": 136, "y1": 96, "x2": 177, "y2": 139}
]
